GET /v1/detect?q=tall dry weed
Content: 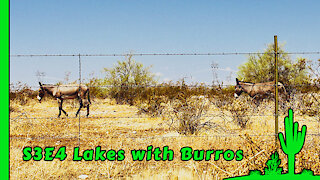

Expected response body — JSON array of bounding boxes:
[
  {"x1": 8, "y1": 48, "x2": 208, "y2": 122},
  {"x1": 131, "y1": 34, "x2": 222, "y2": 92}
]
[{"x1": 162, "y1": 93, "x2": 210, "y2": 135}]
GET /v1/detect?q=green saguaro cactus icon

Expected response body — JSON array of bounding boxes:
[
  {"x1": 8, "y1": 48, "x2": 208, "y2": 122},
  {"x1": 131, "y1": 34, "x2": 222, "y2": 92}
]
[{"x1": 278, "y1": 109, "x2": 307, "y2": 175}]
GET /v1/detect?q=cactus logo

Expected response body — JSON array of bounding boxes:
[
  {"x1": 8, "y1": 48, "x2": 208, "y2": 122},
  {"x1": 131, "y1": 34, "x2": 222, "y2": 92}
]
[
  {"x1": 279, "y1": 109, "x2": 307, "y2": 176},
  {"x1": 227, "y1": 109, "x2": 320, "y2": 180}
]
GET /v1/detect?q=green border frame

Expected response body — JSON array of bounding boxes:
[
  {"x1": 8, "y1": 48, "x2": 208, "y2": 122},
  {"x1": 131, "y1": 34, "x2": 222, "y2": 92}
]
[{"x1": 1, "y1": 0, "x2": 9, "y2": 179}]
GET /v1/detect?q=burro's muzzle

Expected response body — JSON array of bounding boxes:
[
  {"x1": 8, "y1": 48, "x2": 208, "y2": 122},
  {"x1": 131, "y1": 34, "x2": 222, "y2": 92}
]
[
  {"x1": 37, "y1": 95, "x2": 42, "y2": 103},
  {"x1": 234, "y1": 93, "x2": 239, "y2": 98}
]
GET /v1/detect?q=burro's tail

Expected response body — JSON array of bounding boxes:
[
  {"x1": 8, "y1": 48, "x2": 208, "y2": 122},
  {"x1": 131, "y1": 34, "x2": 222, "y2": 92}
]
[{"x1": 278, "y1": 82, "x2": 289, "y2": 101}]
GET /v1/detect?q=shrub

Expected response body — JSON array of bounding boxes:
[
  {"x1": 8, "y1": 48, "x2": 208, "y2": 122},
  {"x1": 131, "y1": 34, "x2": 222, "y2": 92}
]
[
  {"x1": 10, "y1": 82, "x2": 37, "y2": 105},
  {"x1": 210, "y1": 87, "x2": 253, "y2": 129},
  {"x1": 102, "y1": 55, "x2": 157, "y2": 105},
  {"x1": 137, "y1": 87, "x2": 168, "y2": 116},
  {"x1": 297, "y1": 92, "x2": 320, "y2": 117},
  {"x1": 86, "y1": 77, "x2": 108, "y2": 99},
  {"x1": 238, "y1": 44, "x2": 311, "y2": 94},
  {"x1": 161, "y1": 92, "x2": 210, "y2": 135},
  {"x1": 137, "y1": 80, "x2": 210, "y2": 116}
]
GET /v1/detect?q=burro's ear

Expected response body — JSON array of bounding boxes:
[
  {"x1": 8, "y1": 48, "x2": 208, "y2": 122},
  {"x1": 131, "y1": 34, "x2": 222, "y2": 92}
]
[
  {"x1": 39, "y1": 82, "x2": 44, "y2": 89},
  {"x1": 236, "y1": 78, "x2": 239, "y2": 85}
]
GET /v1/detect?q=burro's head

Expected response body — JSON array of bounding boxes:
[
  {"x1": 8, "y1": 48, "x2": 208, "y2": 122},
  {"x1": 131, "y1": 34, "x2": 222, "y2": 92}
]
[
  {"x1": 37, "y1": 82, "x2": 44, "y2": 103},
  {"x1": 234, "y1": 78, "x2": 243, "y2": 98}
]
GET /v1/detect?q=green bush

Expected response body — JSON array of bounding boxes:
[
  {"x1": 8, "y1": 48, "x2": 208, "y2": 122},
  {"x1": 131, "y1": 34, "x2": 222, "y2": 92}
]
[
  {"x1": 102, "y1": 55, "x2": 157, "y2": 105},
  {"x1": 238, "y1": 43, "x2": 311, "y2": 94}
]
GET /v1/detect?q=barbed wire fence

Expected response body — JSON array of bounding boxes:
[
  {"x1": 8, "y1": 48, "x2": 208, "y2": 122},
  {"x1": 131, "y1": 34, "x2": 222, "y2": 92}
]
[{"x1": 9, "y1": 50, "x2": 320, "y2": 147}]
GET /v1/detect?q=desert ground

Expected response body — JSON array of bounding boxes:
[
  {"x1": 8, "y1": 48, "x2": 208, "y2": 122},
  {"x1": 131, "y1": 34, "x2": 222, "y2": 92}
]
[{"x1": 10, "y1": 97, "x2": 320, "y2": 179}]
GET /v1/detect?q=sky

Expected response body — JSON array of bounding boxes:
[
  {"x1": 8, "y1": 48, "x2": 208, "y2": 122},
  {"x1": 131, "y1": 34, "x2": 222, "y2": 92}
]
[{"x1": 10, "y1": 0, "x2": 320, "y2": 88}]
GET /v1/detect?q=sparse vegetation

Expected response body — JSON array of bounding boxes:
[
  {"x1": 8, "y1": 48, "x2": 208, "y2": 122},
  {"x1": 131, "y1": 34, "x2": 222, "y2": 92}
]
[
  {"x1": 9, "y1": 82, "x2": 37, "y2": 106},
  {"x1": 10, "y1": 97, "x2": 320, "y2": 179}
]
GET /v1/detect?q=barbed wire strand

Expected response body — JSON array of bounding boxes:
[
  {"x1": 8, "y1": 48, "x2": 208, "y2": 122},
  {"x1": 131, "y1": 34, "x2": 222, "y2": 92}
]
[{"x1": 9, "y1": 51, "x2": 320, "y2": 57}]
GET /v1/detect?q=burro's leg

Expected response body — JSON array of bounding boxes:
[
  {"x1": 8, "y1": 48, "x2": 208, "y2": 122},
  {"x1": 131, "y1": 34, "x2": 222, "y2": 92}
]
[
  {"x1": 86, "y1": 104, "x2": 90, "y2": 117},
  {"x1": 75, "y1": 98, "x2": 83, "y2": 117},
  {"x1": 58, "y1": 99, "x2": 62, "y2": 118},
  {"x1": 82, "y1": 98, "x2": 90, "y2": 117},
  {"x1": 60, "y1": 99, "x2": 68, "y2": 116},
  {"x1": 58, "y1": 99, "x2": 68, "y2": 117}
]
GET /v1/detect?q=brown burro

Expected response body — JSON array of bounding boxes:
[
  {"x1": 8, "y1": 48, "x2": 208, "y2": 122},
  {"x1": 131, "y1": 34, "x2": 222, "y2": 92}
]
[
  {"x1": 234, "y1": 78, "x2": 288, "y2": 102},
  {"x1": 37, "y1": 82, "x2": 91, "y2": 117}
]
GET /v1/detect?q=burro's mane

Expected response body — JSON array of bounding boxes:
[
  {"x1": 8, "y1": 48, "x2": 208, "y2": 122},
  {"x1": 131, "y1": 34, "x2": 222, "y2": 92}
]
[
  {"x1": 42, "y1": 84, "x2": 83, "y2": 87},
  {"x1": 240, "y1": 81, "x2": 275, "y2": 85}
]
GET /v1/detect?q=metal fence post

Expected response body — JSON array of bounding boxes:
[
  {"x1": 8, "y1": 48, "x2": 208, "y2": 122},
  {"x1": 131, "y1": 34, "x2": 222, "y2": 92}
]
[
  {"x1": 274, "y1": 35, "x2": 279, "y2": 148},
  {"x1": 78, "y1": 54, "x2": 81, "y2": 147}
]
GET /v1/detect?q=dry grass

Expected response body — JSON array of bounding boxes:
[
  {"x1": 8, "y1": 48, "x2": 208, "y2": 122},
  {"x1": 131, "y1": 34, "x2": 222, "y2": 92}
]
[{"x1": 10, "y1": 97, "x2": 320, "y2": 179}]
